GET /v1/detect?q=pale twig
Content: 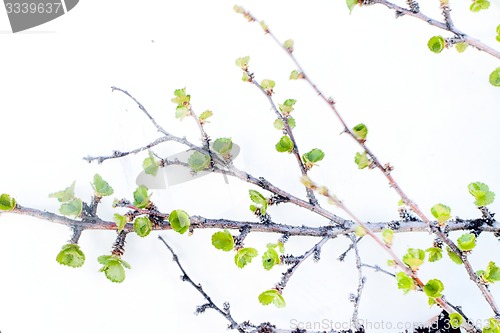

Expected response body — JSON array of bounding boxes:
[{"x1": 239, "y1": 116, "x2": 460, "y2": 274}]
[{"x1": 347, "y1": 233, "x2": 365, "y2": 331}]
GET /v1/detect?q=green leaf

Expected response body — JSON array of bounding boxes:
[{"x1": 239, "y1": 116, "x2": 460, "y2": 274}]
[
  {"x1": 273, "y1": 117, "x2": 296, "y2": 130},
  {"x1": 302, "y1": 149, "x2": 325, "y2": 168},
  {"x1": 483, "y1": 318, "x2": 500, "y2": 333},
  {"x1": 49, "y1": 181, "x2": 76, "y2": 203},
  {"x1": 56, "y1": 244, "x2": 85, "y2": 268},
  {"x1": 133, "y1": 185, "x2": 151, "y2": 209},
  {"x1": 468, "y1": 182, "x2": 495, "y2": 206},
  {"x1": 241, "y1": 72, "x2": 250, "y2": 82},
  {"x1": 169, "y1": 209, "x2": 190, "y2": 234},
  {"x1": 426, "y1": 247, "x2": 443, "y2": 262},
  {"x1": 59, "y1": 198, "x2": 83, "y2": 217},
  {"x1": 211, "y1": 229, "x2": 234, "y2": 251},
  {"x1": 113, "y1": 213, "x2": 128, "y2": 232},
  {"x1": 134, "y1": 216, "x2": 152, "y2": 237},
  {"x1": 262, "y1": 247, "x2": 280, "y2": 270},
  {"x1": 352, "y1": 123, "x2": 368, "y2": 140},
  {"x1": 100, "y1": 258, "x2": 126, "y2": 283},
  {"x1": 188, "y1": 151, "x2": 210, "y2": 172},
  {"x1": 483, "y1": 261, "x2": 500, "y2": 283},
  {"x1": 171, "y1": 88, "x2": 190, "y2": 107},
  {"x1": 496, "y1": 24, "x2": 500, "y2": 36},
  {"x1": 258, "y1": 289, "x2": 286, "y2": 308},
  {"x1": 402, "y1": 248, "x2": 425, "y2": 271},
  {"x1": 455, "y1": 42, "x2": 468, "y2": 53},
  {"x1": 446, "y1": 247, "x2": 463, "y2": 264},
  {"x1": 449, "y1": 313, "x2": 464, "y2": 329},
  {"x1": 260, "y1": 21, "x2": 269, "y2": 33},
  {"x1": 199, "y1": 110, "x2": 213, "y2": 123},
  {"x1": 235, "y1": 56, "x2": 250, "y2": 70},
  {"x1": 260, "y1": 79, "x2": 275, "y2": 94},
  {"x1": 382, "y1": 229, "x2": 394, "y2": 246},
  {"x1": 423, "y1": 279, "x2": 444, "y2": 298},
  {"x1": 234, "y1": 247, "x2": 258, "y2": 268},
  {"x1": 470, "y1": 0, "x2": 490, "y2": 12},
  {"x1": 175, "y1": 106, "x2": 190, "y2": 120},
  {"x1": 457, "y1": 233, "x2": 476, "y2": 251},
  {"x1": 489, "y1": 68, "x2": 500, "y2": 87},
  {"x1": 0, "y1": 193, "x2": 16, "y2": 211},
  {"x1": 427, "y1": 36, "x2": 445, "y2": 54},
  {"x1": 249, "y1": 190, "x2": 268, "y2": 215},
  {"x1": 289, "y1": 70, "x2": 303, "y2": 80},
  {"x1": 142, "y1": 151, "x2": 159, "y2": 177},
  {"x1": 354, "y1": 151, "x2": 370, "y2": 169},
  {"x1": 278, "y1": 99, "x2": 296, "y2": 115},
  {"x1": 283, "y1": 39, "x2": 294, "y2": 52},
  {"x1": 213, "y1": 138, "x2": 233, "y2": 156},
  {"x1": 346, "y1": 0, "x2": 358, "y2": 13},
  {"x1": 92, "y1": 174, "x2": 114, "y2": 197},
  {"x1": 430, "y1": 203, "x2": 451, "y2": 225},
  {"x1": 275, "y1": 136, "x2": 294, "y2": 153},
  {"x1": 396, "y1": 272, "x2": 415, "y2": 294},
  {"x1": 233, "y1": 5, "x2": 245, "y2": 14}
]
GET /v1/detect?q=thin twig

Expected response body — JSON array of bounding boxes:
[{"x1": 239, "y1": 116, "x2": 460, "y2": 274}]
[{"x1": 158, "y1": 235, "x2": 244, "y2": 332}]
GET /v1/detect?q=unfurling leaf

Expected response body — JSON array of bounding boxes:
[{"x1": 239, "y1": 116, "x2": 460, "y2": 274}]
[
  {"x1": 258, "y1": 289, "x2": 286, "y2": 308},
  {"x1": 481, "y1": 261, "x2": 500, "y2": 283},
  {"x1": 470, "y1": 0, "x2": 490, "y2": 12},
  {"x1": 426, "y1": 247, "x2": 443, "y2": 262},
  {"x1": 396, "y1": 272, "x2": 415, "y2": 294},
  {"x1": 449, "y1": 313, "x2": 464, "y2": 329},
  {"x1": 188, "y1": 151, "x2": 210, "y2": 172},
  {"x1": 234, "y1": 247, "x2": 258, "y2": 268},
  {"x1": 302, "y1": 148, "x2": 325, "y2": 169},
  {"x1": 275, "y1": 136, "x2": 294, "y2": 153},
  {"x1": 56, "y1": 244, "x2": 85, "y2": 268},
  {"x1": 169, "y1": 210, "x2": 190, "y2": 234},
  {"x1": 249, "y1": 189, "x2": 268, "y2": 215},
  {"x1": 260, "y1": 79, "x2": 275, "y2": 94},
  {"x1": 114, "y1": 213, "x2": 128, "y2": 232},
  {"x1": 283, "y1": 39, "x2": 294, "y2": 53},
  {"x1": 278, "y1": 99, "x2": 296, "y2": 115},
  {"x1": 98, "y1": 255, "x2": 130, "y2": 283},
  {"x1": 92, "y1": 174, "x2": 114, "y2": 197},
  {"x1": 403, "y1": 248, "x2": 425, "y2": 271},
  {"x1": 427, "y1": 36, "x2": 445, "y2": 54},
  {"x1": 213, "y1": 138, "x2": 233, "y2": 156},
  {"x1": 175, "y1": 106, "x2": 190, "y2": 120},
  {"x1": 235, "y1": 56, "x2": 250, "y2": 70},
  {"x1": 354, "y1": 151, "x2": 370, "y2": 169},
  {"x1": 423, "y1": 279, "x2": 444, "y2": 298},
  {"x1": 212, "y1": 230, "x2": 234, "y2": 251},
  {"x1": 0, "y1": 193, "x2": 16, "y2": 211},
  {"x1": 430, "y1": 203, "x2": 451, "y2": 225},
  {"x1": 346, "y1": 0, "x2": 358, "y2": 14},
  {"x1": 446, "y1": 247, "x2": 463, "y2": 265},
  {"x1": 133, "y1": 185, "x2": 151, "y2": 209},
  {"x1": 171, "y1": 88, "x2": 190, "y2": 107},
  {"x1": 457, "y1": 233, "x2": 476, "y2": 251},
  {"x1": 352, "y1": 123, "x2": 368, "y2": 140},
  {"x1": 142, "y1": 151, "x2": 159, "y2": 177},
  {"x1": 49, "y1": 181, "x2": 76, "y2": 202},
  {"x1": 134, "y1": 216, "x2": 152, "y2": 237},
  {"x1": 59, "y1": 198, "x2": 83, "y2": 217},
  {"x1": 468, "y1": 182, "x2": 495, "y2": 206},
  {"x1": 382, "y1": 229, "x2": 394, "y2": 246},
  {"x1": 289, "y1": 70, "x2": 304, "y2": 80},
  {"x1": 199, "y1": 110, "x2": 213, "y2": 123},
  {"x1": 489, "y1": 68, "x2": 500, "y2": 87},
  {"x1": 262, "y1": 247, "x2": 280, "y2": 270},
  {"x1": 455, "y1": 42, "x2": 468, "y2": 53},
  {"x1": 274, "y1": 117, "x2": 296, "y2": 130}
]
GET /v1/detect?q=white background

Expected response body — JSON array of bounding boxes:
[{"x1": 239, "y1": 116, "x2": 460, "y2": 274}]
[{"x1": 0, "y1": 1, "x2": 499, "y2": 332}]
